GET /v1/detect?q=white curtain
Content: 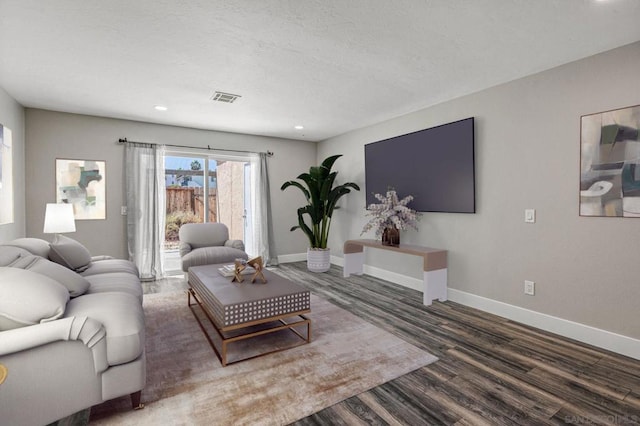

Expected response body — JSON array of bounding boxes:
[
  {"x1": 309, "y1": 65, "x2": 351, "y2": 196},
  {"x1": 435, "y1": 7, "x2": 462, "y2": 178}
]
[
  {"x1": 250, "y1": 152, "x2": 277, "y2": 265},
  {"x1": 125, "y1": 142, "x2": 166, "y2": 280}
]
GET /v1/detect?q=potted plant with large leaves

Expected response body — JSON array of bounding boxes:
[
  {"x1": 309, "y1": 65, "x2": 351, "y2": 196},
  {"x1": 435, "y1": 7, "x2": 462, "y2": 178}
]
[{"x1": 281, "y1": 154, "x2": 360, "y2": 272}]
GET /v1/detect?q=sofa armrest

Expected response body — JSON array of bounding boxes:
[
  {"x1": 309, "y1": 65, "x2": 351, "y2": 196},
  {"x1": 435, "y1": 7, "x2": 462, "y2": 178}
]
[
  {"x1": 179, "y1": 241, "x2": 192, "y2": 258},
  {"x1": 0, "y1": 317, "x2": 108, "y2": 372},
  {"x1": 224, "y1": 239, "x2": 245, "y2": 251},
  {"x1": 0, "y1": 317, "x2": 109, "y2": 425}
]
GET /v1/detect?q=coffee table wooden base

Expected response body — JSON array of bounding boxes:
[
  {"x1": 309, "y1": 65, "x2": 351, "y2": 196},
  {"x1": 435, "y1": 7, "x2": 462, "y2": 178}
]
[{"x1": 187, "y1": 288, "x2": 312, "y2": 366}]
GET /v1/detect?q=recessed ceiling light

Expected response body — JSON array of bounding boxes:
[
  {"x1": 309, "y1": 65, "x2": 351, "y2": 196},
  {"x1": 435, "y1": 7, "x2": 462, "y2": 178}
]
[
  {"x1": 154, "y1": 105, "x2": 168, "y2": 111},
  {"x1": 294, "y1": 125, "x2": 304, "y2": 130}
]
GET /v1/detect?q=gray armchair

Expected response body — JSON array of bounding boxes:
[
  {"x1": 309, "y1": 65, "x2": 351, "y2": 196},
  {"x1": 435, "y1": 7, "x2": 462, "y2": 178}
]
[{"x1": 178, "y1": 223, "x2": 248, "y2": 272}]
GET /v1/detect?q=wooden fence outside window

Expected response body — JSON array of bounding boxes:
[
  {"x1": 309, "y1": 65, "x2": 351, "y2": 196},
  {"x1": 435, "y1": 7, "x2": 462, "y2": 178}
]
[{"x1": 165, "y1": 187, "x2": 217, "y2": 243}]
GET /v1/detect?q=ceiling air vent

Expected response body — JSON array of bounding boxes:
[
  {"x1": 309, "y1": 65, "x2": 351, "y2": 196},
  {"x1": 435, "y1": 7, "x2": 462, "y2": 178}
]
[{"x1": 211, "y1": 91, "x2": 241, "y2": 103}]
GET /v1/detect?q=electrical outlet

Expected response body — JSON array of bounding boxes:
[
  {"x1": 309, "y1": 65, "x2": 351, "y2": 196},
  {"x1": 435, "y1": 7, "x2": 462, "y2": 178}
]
[
  {"x1": 121, "y1": 206, "x2": 127, "y2": 216},
  {"x1": 524, "y1": 280, "x2": 535, "y2": 295}
]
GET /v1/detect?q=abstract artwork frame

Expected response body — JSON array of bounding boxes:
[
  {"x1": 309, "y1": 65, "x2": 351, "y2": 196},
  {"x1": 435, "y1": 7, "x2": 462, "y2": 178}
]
[
  {"x1": 580, "y1": 104, "x2": 640, "y2": 217},
  {"x1": 56, "y1": 158, "x2": 106, "y2": 220},
  {"x1": 0, "y1": 123, "x2": 13, "y2": 225}
]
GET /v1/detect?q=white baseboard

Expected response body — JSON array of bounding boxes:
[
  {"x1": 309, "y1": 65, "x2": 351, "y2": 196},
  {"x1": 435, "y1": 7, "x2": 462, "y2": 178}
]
[
  {"x1": 447, "y1": 289, "x2": 640, "y2": 360},
  {"x1": 331, "y1": 255, "x2": 424, "y2": 292},
  {"x1": 330, "y1": 256, "x2": 640, "y2": 360}
]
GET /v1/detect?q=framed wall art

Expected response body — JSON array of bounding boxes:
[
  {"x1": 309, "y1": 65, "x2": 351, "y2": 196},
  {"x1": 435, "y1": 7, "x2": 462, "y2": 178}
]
[
  {"x1": 0, "y1": 123, "x2": 13, "y2": 225},
  {"x1": 580, "y1": 104, "x2": 640, "y2": 217},
  {"x1": 56, "y1": 158, "x2": 106, "y2": 220}
]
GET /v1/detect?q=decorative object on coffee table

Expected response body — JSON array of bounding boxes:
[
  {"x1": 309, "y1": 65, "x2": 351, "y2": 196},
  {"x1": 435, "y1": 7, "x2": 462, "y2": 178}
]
[
  {"x1": 361, "y1": 188, "x2": 420, "y2": 247},
  {"x1": 232, "y1": 259, "x2": 246, "y2": 283},
  {"x1": 247, "y1": 256, "x2": 266, "y2": 283}
]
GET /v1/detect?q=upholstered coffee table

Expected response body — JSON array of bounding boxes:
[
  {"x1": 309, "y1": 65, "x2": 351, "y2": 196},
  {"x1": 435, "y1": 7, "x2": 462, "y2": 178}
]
[{"x1": 187, "y1": 264, "x2": 311, "y2": 366}]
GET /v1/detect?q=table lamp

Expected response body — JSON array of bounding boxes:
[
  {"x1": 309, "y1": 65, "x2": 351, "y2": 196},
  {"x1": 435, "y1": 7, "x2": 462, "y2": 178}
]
[{"x1": 43, "y1": 203, "x2": 76, "y2": 235}]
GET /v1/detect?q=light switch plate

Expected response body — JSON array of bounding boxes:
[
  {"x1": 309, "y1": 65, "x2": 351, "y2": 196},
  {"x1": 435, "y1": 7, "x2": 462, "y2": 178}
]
[{"x1": 525, "y1": 209, "x2": 535, "y2": 223}]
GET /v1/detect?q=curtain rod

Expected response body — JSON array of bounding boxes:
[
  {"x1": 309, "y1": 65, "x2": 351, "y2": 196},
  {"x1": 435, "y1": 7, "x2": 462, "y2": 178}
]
[{"x1": 117, "y1": 138, "x2": 274, "y2": 157}]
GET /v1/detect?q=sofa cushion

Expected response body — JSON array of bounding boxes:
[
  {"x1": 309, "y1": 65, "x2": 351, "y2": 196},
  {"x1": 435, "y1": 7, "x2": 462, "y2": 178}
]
[
  {"x1": 81, "y1": 259, "x2": 139, "y2": 277},
  {"x1": 10, "y1": 255, "x2": 91, "y2": 297},
  {"x1": 0, "y1": 245, "x2": 31, "y2": 267},
  {"x1": 0, "y1": 267, "x2": 69, "y2": 331},
  {"x1": 64, "y1": 292, "x2": 145, "y2": 366},
  {"x1": 179, "y1": 223, "x2": 229, "y2": 249},
  {"x1": 3, "y1": 237, "x2": 51, "y2": 258},
  {"x1": 84, "y1": 272, "x2": 143, "y2": 301},
  {"x1": 224, "y1": 239, "x2": 245, "y2": 251},
  {"x1": 48, "y1": 235, "x2": 92, "y2": 272},
  {"x1": 181, "y1": 246, "x2": 248, "y2": 272}
]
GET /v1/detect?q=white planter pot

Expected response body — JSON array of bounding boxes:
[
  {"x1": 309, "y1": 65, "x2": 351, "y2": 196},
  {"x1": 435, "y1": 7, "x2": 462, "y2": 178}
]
[{"x1": 307, "y1": 248, "x2": 331, "y2": 273}]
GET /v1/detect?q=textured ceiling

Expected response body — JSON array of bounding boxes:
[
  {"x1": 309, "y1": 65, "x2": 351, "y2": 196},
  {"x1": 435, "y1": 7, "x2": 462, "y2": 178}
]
[{"x1": 1, "y1": 0, "x2": 639, "y2": 142}]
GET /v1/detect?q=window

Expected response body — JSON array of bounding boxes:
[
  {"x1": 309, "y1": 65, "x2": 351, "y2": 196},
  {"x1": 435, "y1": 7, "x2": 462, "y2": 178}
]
[{"x1": 163, "y1": 151, "x2": 251, "y2": 274}]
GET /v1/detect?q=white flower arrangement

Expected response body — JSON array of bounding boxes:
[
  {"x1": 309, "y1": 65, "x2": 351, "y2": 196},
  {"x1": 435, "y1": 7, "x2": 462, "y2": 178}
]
[{"x1": 361, "y1": 189, "x2": 420, "y2": 238}]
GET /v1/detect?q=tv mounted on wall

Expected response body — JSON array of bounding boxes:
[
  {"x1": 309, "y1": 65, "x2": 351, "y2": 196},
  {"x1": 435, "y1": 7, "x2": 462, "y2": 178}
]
[{"x1": 365, "y1": 117, "x2": 475, "y2": 213}]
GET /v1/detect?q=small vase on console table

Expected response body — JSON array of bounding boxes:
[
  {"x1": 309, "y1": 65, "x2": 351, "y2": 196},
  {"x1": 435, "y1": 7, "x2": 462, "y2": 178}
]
[{"x1": 381, "y1": 226, "x2": 400, "y2": 247}]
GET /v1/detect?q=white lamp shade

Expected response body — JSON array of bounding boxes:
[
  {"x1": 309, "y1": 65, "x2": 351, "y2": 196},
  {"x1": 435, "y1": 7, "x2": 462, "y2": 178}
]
[{"x1": 43, "y1": 203, "x2": 76, "y2": 233}]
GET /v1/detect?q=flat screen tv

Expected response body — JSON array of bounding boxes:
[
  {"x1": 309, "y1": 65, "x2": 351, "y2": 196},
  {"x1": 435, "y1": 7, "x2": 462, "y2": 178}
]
[{"x1": 365, "y1": 117, "x2": 475, "y2": 213}]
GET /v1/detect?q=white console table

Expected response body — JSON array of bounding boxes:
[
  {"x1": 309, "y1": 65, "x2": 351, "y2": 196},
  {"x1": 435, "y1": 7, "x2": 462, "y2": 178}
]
[{"x1": 343, "y1": 239, "x2": 448, "y2": 306}]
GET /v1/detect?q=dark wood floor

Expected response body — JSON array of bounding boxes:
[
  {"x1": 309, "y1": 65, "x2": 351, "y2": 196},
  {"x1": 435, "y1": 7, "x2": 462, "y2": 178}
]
[
  {"x1": 148, "y1": 263, "x2": 640, "y2": 425},
  {"x1": 265, "y1": 262, "x2": 640, "y2": 426}
]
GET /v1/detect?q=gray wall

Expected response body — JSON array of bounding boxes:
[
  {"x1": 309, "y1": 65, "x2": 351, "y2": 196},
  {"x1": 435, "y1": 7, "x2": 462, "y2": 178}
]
[
  {"x1": 318, "y1": 41, "x2": 640, "y2": 339},
  {"x1": 7, "y1": 41, "x2": 640, "y2": 341},
  {"x1": 0, "y1": 87, "x2": 25, "y2": 242},
  {"x1": 24, "y1": 109, "x2": 317, "y2": 258}
]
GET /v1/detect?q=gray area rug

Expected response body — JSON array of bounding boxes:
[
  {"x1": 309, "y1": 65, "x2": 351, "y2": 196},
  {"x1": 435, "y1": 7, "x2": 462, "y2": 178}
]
[{"x1": 90, "y1": 290, "x2": 438, "y2": 425}]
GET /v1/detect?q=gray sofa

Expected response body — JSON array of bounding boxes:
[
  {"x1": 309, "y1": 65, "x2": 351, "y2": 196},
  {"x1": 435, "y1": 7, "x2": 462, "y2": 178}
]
[
  {"x1": 179, "y1": 222, "x2": 248, "y2": 272},
  {"x1": 0, "y1": 236, "x2": 145, "y2": 426}
]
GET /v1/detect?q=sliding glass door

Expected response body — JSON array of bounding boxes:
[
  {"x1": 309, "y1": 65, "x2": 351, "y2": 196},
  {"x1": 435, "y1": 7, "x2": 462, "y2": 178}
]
[{"x1": 162, "y1": 151, "x2": 251, "y2": 274}]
